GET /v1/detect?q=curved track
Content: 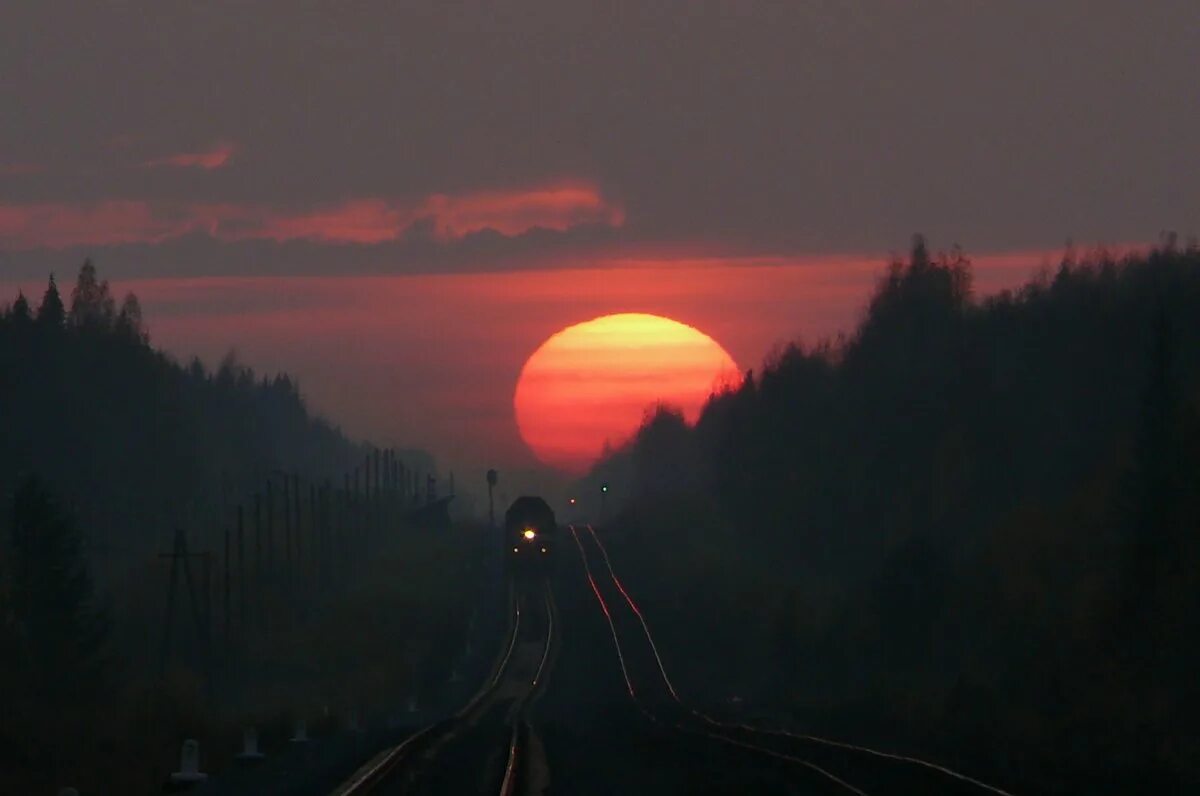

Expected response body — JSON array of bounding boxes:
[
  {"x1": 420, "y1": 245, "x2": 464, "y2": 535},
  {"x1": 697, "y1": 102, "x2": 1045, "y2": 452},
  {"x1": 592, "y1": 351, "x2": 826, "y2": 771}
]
[
  {"x1": 571, "y1": 523, "x2": 1020, "y2": 796},
  {"x1": 332, "y1": 579, "x2": 556, "y2": 795}
]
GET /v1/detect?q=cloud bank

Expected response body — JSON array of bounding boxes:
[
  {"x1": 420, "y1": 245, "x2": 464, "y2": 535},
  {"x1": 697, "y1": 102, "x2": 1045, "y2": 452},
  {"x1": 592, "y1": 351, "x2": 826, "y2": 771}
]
[{"x1": 0, "y1": 182, "x2": 623, "y2": 251}]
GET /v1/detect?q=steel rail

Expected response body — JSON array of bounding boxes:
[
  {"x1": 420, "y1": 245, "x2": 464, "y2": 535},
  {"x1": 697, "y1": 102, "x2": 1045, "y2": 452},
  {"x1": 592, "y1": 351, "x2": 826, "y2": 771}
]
[
  {"x1": 584, "y1": 524, "x2": 679, "y2": 701},
  {"x1": 569, "y1": 525, "x2": 637, "y2": 698},
  {"x1": 531, "y1": 585, "x2": 554, "y2": 689},
  {"x1": 570, "y1": 524, "x2": 865, "y2": 793},
  {"x1": 584, "y1": 523, "x2": 1017, "y2": 796},
  {"x1": 499, "y1": 579, "x2": 556, "y2": 796},
  {"x1": 497, "y1": 723, "x2": 521, "y2": 796},
  {"x1": 335, "y1": 581, "x2": 526, "y2": 795}
]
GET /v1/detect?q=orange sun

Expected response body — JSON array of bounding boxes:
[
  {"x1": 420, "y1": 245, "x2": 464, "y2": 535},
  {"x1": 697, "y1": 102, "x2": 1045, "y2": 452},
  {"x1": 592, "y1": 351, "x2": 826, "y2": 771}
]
[{"x1": 514, "y1": 313, "x2": 740, "y2": 473}]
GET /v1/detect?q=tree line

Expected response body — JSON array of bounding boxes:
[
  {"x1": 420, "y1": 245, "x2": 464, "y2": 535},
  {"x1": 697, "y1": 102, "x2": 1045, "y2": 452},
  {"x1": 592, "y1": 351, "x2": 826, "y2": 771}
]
[
  {"x1": 587, "y1": 236, "x2": 1200, "y2": 793},
  {"x1": 0, "y1": 260, "x2": 446, "y2": 791},
  {"x1": 0, "y1": 261, "x2": 393, "y2": 564}
]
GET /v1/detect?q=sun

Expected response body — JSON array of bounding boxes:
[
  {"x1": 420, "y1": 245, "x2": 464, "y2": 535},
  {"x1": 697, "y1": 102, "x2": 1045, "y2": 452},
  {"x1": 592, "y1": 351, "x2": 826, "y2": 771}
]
[{"x1": 514, "y1": 313, "x2": 740, "y2": 473}]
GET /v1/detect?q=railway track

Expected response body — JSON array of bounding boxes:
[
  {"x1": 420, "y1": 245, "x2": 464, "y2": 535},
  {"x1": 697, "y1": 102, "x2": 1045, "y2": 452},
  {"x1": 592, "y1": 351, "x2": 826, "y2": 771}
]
[
  {"x1": 332, "y1": 579, "x2": 556, "y2": 795},
  {"x1": 570, "y1": 523, "x2": 1019, "y2": 796}
]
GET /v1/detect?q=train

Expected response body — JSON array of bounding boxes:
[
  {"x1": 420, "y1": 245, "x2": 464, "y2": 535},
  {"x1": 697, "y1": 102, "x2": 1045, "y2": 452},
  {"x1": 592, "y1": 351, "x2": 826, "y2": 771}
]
[{"x1": 504, "y1": 496, "x2": 556, "y2": 571}]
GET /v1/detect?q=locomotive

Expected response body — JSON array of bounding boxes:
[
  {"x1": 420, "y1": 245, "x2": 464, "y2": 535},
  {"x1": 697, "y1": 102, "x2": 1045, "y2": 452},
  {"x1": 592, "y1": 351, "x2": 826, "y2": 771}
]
[{"x1": 504, "y1": 496, "x2": 556, "y2": 570}]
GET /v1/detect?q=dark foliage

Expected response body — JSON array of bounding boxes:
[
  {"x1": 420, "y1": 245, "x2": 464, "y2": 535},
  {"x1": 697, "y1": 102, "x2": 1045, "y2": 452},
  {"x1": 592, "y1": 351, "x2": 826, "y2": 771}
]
[
  {"x1": 3, "y1": 477, "x2": 109, "y2": 703},
  {"x1": 590, "y1": 237, "x2": 1200, "y2": 792},
  {"x1": 0, "y1": 261, "x2": 366, "y2": 568},
  {"x1": 0, "y1": 261, "x2": 444, "y2": 792}
]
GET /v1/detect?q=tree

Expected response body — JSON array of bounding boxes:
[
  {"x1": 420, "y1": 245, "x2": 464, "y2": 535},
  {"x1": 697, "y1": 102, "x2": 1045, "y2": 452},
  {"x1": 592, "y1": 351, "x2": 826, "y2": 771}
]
[
  {"x1": 1126, "y1": 305, "x2": 1181, "y2": 597},
  {"x1": 114, "y1": 292, "x2": 145, "y2": 342},
  {"x1": 36, "y1": 273, "x2": 65, "y2": 329},
  {"x1": 69, "y1": 259, "x2": 115, "y2": 329},
  {"x1": 10, "y1": 291, "x2": 32, "y2": 326},
  {"x1": 8, "y1": 477, "x2": 108, "y2": 702}
]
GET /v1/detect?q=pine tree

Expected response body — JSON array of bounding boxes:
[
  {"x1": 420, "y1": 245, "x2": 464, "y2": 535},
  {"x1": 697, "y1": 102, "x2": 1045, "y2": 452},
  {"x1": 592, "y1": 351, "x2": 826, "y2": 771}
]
[
  {"x1": 35, "y1": 273, "x2": 65, "y2": 330},
  {"x1": 1130, "y1": 306, "x2": 1179, "y2": 582},
  {"x1": 9, "y1": 478, "x2": 109, "y2": 702},
  {"x1": 115, "y1": 292, "x2": 145, "y2": 342},
  {"x1": 69, "y1": 259, "x2": 115, "y2": 329},
  {"x1": 11, "y1": 291, "x2": 32, "y2": 325}
]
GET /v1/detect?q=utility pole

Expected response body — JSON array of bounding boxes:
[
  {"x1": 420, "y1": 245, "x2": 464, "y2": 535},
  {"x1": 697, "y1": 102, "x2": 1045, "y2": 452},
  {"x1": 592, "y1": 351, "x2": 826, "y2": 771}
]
[
  {"x1": 237, "y1": 505, "x2": 246, "y2": 633},
  {"x1": 159, "y1": 528, "x2": 210, "y2": 680},
  {"x1": 293, "y1": 472, "x2": 303, "y2": 568},
  {"x1": 486, "y1": 469, "x2": 498, "y2": 529},
  {"x1": 254, "y1": 494, "x2": 263, "y2": 589},
  {"x1": 266, "y1": 479, "x2": 275, "y2": 568},
  {"x1": 282, "y1": 474, "x2": 292, "y2": 571},
  {"x1": 308, "y1": 482, "x2": 316, "y2": 585},
  {"x1": 223, "y1": 527, "x2": 231, "y2": 649}
]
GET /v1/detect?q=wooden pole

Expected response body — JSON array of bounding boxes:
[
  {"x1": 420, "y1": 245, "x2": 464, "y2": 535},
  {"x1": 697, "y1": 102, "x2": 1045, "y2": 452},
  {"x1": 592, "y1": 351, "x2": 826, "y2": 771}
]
[
  {"x1": 254, "y1": 493, "x2": 263, "y2": 583},
  {"x1": 294, "y1": 473, "x2": 303, "y2": 565},
  {"x1": 266, "y1": 480, "x2": 275, "y2": 567},
  {"x1": 312, "y1": 480, "x2": 321, "y2": 585},
  {"x1": 237, "y1": 505, "x2": 246, "y2": 632},
  {"x1": 282, "y1": 474, "x2": 292, "y2": 570},
  {"x1": 364, "y1": 454, "x2": 373, "y2": 541},
  {"x1": 223, "y1": 527, "x2": 231, "y2": 648},
  {"x1": 254, "y1": 493, "x2": 263, "y2": 628},
  {"x1": 343, "y1": 473, "x2": 352, "y2": 571}
]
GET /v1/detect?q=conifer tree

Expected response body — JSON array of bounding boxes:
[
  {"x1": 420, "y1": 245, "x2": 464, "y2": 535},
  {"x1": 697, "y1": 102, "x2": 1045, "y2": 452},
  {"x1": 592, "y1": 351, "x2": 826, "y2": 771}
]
[
  {"x1": 115, "y1": 292, "x2": 145, "y2": 342},
  {"x1": 10, "y1": 291, "x2": 32, "y2": 325},
  {"x1": 9, "y1": 478, "x2": 108, "y2": 702},
  {"x1": 35, "y1": 274, "x2": 65, "y2": 329},
  {"x1": 69, "y1": 259, "x2": 115, "y2": 329}
]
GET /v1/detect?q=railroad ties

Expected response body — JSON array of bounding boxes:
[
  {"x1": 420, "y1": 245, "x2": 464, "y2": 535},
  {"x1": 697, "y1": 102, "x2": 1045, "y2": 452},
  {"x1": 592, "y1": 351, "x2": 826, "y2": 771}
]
[
  {"x1": 332, "y1": 579, "x2": 557, "y2": 795},
  {"x1": 569, "y1": 524, "x2": 1018, "y2": 796}
]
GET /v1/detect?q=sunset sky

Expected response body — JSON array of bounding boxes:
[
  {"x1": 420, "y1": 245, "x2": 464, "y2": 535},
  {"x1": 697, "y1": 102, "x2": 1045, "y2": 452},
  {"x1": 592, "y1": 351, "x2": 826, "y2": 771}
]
[{"x1": 2, "y1": 3, "x2": 1196, "y2": 489}]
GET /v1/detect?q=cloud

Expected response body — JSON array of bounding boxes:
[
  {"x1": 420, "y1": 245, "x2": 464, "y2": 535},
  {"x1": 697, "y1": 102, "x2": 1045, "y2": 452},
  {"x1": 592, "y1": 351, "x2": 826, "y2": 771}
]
[
  {"x1": 0, "y1": 200, "x2": 193, "y2": 248},
  {"x1": 142, "y1": 140, "x2": 236, "y2": 170},
  {"x1": 0, "y1": 163, "x2": 43, "y2": 176},
  {"x1": 421, "y1": 184, "x2": 626, "y2": 240},
  {"x1": 0, "y1": 182, "x2": 624, "y2": 250}
]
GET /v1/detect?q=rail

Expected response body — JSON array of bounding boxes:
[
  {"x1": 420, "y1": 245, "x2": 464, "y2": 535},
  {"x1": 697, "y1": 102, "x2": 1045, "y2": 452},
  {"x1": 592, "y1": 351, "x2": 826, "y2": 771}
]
[
  {"x1": 333, "y1": 578, "x2": 554, "y2": 795},
  {"x1": 574, "y1": 523, "x2": 1018, "y2": 796}
]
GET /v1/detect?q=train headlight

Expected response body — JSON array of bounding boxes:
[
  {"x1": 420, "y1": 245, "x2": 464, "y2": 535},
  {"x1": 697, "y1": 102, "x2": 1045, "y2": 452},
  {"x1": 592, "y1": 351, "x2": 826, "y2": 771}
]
[{"x1": 522, "y1": 528, "x2": 536, "y2": 540}]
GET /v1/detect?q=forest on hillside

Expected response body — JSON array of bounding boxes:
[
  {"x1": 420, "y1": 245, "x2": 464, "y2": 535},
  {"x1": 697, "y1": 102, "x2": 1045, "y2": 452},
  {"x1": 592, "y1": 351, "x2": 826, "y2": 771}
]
[
  {"x1": 586, "y1": 237, "x2": 1200, "y2": 794},
  {"x1": 0, "y1": 262, "x2": 462, "y2": 793},
  {"x1": 0, "y1": 261, "x2": 383, "y2": 569}
]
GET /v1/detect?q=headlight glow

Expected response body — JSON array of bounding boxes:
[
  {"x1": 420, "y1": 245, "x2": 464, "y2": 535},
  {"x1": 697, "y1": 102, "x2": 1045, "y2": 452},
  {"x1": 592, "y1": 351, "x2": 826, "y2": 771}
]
[{"x1": 522, "y1": 528, "x2": 536, "y2": 540}]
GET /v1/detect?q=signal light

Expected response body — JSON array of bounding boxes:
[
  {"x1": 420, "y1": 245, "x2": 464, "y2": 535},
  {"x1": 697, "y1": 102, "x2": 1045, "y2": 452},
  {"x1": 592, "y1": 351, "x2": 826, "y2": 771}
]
[{"x1": 601, "y1": 483, "x2": 608, "y2": 493}]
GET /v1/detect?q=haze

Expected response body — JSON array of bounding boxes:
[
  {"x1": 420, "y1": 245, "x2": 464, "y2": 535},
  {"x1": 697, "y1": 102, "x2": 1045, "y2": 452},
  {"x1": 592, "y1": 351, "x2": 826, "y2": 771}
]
[{"x1": 3, "y1": 1, "x2": 1197, "y2": 481}]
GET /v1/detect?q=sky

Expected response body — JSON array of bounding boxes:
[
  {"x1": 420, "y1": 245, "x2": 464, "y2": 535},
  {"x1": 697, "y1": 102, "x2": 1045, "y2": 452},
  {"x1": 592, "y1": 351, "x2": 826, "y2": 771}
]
[{"x1": 2, "y1": 2, "x2": 1196, "y2": 489}]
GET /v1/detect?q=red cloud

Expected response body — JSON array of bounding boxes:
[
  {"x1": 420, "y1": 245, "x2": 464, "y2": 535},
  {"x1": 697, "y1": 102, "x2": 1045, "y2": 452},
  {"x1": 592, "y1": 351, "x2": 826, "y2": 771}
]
[
  {"x1": 215, "y1": 200, "x2": 410, "y2": 245},
  {"x1": 0, "y1": 183, "x2": 624, "y2": 249},
  {"x1": 0, "y1": 201, "x2": 195, "y2": 248},
  {"x1": 143, "y1": 141, "x2": 236, "y2": 170},
  {"x1": 421, "y1": 184, "x2": 626, "y2": 239},
  {"x1": 0, "y1": 163, "x2": 43, "y2": 176}
]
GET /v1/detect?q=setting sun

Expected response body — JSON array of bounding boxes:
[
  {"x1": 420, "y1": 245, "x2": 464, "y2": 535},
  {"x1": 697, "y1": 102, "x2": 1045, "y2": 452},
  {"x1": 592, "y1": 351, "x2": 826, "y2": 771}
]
[{"x1": 513, "y1": 313, "x2": 740, "y2": 473}]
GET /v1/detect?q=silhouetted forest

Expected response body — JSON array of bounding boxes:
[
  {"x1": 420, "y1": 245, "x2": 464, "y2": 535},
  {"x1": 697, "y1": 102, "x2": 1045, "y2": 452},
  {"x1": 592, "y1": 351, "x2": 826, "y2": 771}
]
[
  {"x1": 0, "y1": 262, "x2": 466, "y2": 792},
  {"x1": 0, "y1": 261, "x2": 370, "y2": 566},
  {"x1": 587, "y1": 237, "x2": 1200, "y2": 793}
]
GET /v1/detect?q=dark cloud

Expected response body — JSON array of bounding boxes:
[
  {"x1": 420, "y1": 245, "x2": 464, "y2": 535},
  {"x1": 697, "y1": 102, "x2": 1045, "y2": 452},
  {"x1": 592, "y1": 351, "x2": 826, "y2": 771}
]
[
  {"x1": 0, "y1": 220, "x2": 630, "y2": 280},
  {"x1": 1, "y1": 1, "x2": 1196, "y2": 276}
]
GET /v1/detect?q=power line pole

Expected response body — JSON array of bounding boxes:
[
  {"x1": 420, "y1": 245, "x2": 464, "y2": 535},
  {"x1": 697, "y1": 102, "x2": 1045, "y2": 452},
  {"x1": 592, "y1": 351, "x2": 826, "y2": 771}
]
[{"x1": 487, "y1": 469, "x2": 498, "y2": 529}]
